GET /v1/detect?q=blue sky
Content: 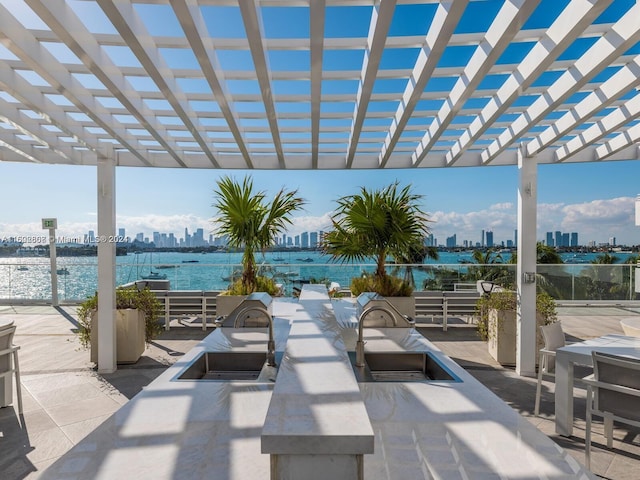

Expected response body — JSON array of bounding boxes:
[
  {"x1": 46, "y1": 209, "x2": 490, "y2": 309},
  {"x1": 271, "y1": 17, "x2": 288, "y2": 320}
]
[
  {"x1": 1, "y1": 1, "x2": 639, "y2": 246},
  {"x1": 0, "y1": 160, "x2": 638, "y2": 246}
]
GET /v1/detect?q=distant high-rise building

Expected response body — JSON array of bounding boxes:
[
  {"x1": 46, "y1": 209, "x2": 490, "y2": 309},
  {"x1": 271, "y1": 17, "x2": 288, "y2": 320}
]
[
  {"x1": 570, "y1": 232, "x2": 578, "y2": 247},
  {"x1": 310, "y1": 231, "x2": 318, "y2": 248},
  {"x1": 555, "y1": 231, "x2": 562, "y2": 248},
  {"x1": 294, "y1": 235, "x2": 300, "y2": 247},
  {"x1": 546, "y1": 232, "x2": 554, "y2": 247},
  {"x1": 118, "y1": 228, "x2": 125, "y2": 240},
  {"x1": 514, "y1": 229, "x2": 517, "y2": 246},
  {"x1": 301, "y1": 232, "x2": 309, "y2": 248},
  {"x1": 481, "y1": 229, "x2": 485, "y2": 247},
  {"x1": 609, "y1": 236, "x2": 616, "y2": 246},
  {"x1": 136, "y1": 232, "x2": 144, "y2": 242},
  {"x1": 153, "y1": 232, "x2": 160, "y2": 247},
  {"x1": 168, "y1": 233, "x2": 176, "y2": 248},
  {"x1": 446, "y1": 234, "x2": 457, "y2": 248},
  {"x1": 425, "y1": 233, "x2": 434, "y2": 247},
  {"x1": 282, "y1": 233, "x2": 286, "y2": 246},
  {"x1": 486, "y1": 230, "x2": 494, "y2": 247},
  {"x1": 561, "y1": 233, "x2": 570, "y2": 247}
]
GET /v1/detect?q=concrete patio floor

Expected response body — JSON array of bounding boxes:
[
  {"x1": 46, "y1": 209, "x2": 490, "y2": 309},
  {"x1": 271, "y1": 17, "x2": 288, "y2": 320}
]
[{"x1": 0, "y1": 303, "x2": 638, "y2": 479}]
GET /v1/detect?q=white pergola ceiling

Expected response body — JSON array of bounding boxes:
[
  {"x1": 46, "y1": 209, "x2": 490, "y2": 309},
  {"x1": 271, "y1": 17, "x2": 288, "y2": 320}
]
[{"x1": 0, "y1": 0, "x2": 639, "y2": 170}]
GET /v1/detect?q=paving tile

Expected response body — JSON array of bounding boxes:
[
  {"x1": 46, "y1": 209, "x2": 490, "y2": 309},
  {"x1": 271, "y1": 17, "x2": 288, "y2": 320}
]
[
  {"x1": 45, "y1": 394, "x2": 121, "y2": 427},
  {"x1": 27, "y1": 381, "x2": 104, "y2": 409},
  {"x1": 60, "y1": 414, "x2": 112, "y2": 444},
  {"x1": 25, "y1": 427, "x2": 75, "y2": 464}
]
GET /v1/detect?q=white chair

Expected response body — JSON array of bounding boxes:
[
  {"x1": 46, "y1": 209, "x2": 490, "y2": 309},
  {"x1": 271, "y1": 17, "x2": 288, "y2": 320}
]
[
  {"x1": 0, "y1": 323, "x2": 23, "y2": 414},
  {"x1": 584, "y1": 351, "x2": 640, "y2": 470},
  {"x1": 534, "y1": 322, "x2": 566, "y2": 416}
]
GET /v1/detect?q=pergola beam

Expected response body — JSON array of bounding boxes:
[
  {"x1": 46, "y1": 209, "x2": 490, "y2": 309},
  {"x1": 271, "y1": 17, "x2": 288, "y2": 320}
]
[
  {"x1": 238, "y1": 0, "x2": 286, "y2": 168},
  {"x1": 378, "y1": 0, "x2": 468, "y2": 168},
  {"x1": 171, "y1": 0, "x2": 254, "y2": 169},
  {"x1": 96, "y1": 0, "x2": 220, "y2": 167},
  {"x1": 345, "y1": 0, "x2": 396, "y2": 169},
  {"x1": 446, "y1": 0, "x2": 612, "y2": 166},
  {"x1": 412, "y1": 0, "x2": 540, "y2": 167},
  {"x1": 528, "y1": 54, "x2": 640, "y2": 157},
  {"x1": 310, "y1": 0, "x2": 326, "y2": 168},
  {"x1": 481, "y1": 2, "x2": 640, "y2": 165},
  {"x1": 555, "y1": 93, "x2": 640, "y2": 163}
]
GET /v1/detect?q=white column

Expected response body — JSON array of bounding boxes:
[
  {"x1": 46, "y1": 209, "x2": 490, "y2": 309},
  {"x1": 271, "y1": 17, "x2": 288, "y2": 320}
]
[
  {"x1": 516, "y1": 145, "x2": 537, "y2": 377},
  {"x1": 97, "y1": 156, "x2": 117, "y2": 373}
]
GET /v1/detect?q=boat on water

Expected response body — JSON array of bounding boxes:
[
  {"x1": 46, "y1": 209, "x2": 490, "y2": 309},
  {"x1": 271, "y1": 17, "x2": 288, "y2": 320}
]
[
  {"x1": 297, "y1": 257, "x2": 314, "y2": 262},
  {"x1": 156, "y1": 264, "x2": 178, "y2": 269},
  {"x1": 273, "y1": 257, "x2": 285, "y2": 262},
  {"x1": 56, "y1": 267, "x2": 69, "y2": 275},
  {"x1": 141, "y1": 271, "x2": 167, "y2": 280},
  {"x1": 182, "y1": 260, "x2": 199, "y2": 263},
  {"x1": 17, "y1": 266, "x2": 29, "y2": 271}
]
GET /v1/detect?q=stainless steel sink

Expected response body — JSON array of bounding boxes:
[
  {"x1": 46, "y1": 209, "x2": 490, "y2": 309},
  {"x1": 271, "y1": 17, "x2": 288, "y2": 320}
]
[
  {"x1": 349, "y1": 352, "x2": 461, "y2": 383},
  {"x1": 177, "y1": 351, "x2": 281, "y2": 382}
]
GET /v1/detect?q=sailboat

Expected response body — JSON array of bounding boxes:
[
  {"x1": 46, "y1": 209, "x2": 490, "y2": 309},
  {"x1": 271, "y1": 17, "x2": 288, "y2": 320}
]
[{"x1": 140, "y1": 252, "x2": 167, "y2": 280}]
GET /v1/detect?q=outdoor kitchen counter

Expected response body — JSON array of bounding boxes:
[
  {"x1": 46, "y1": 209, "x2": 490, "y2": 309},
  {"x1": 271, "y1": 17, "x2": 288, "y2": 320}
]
[
  {"x1": 40, "y1": 308, "x2": 294, "y2": 480},
  {"x1": 332, "y1": 298, "x2": 595, "y2": 479},
  {"x1": 41, "y1": 295, "x2": 594, "y2": 479}
]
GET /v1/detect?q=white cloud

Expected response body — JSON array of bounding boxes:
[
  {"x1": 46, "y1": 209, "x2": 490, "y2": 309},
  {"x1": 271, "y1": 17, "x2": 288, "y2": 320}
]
[{"x1": 2, "y1": 197, "x2": 638, "y2": 246}]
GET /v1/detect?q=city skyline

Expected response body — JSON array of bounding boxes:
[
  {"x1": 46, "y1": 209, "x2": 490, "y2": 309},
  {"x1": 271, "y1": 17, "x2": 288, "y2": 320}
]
[{"x1": 1, "y1": 160, "x2": 639, "y2": 247}]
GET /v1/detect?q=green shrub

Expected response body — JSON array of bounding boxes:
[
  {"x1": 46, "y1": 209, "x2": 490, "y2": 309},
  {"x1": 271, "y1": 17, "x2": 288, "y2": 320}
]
[
  {"x1": 77, "y1": 286, "x2": 163, "y2": 349},
  {"x1": 222, "y1": 275, "x2": 281, "y2": 296},
  {"x1": 475, "y1": 290, "x2": 557, "y2": 341},
  {"x1": 350, "y1": 273, "x2": 413, "y2": 297}
]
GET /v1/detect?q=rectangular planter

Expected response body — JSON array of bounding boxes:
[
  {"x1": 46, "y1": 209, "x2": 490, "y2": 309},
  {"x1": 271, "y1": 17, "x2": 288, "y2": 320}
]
[
  {"x1": 385, "y1": 296, "x2": 415, "y2": 318},
  {"x1": 487, "y1": 309, "x2": 544, "y2": 366},
  {"x1": 91, "y1": 309, "x2": 146, "y2": 364},
  {"x1": 215, "y1": 295, "x2": 247, "y2": 317}
]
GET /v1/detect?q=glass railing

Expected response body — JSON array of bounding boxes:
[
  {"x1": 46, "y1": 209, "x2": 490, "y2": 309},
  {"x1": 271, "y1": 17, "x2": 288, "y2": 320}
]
[{"x1": 0, "y1": 260, "x2": 638, "y2": 303}]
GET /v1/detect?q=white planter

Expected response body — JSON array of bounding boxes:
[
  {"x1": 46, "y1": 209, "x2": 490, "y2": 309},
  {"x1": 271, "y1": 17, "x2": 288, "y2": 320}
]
[
  {"x1": 487, "y1": 309, "x2": 545, "y2": 366},
  {"x1": 90, "y1": 309, "x2": 146, "y2": 364},
  {"x1": 215, "y1": 295, "x2": 247, "y2": 317},
  {"x1": 385, "y1": 296, "x2": 415, "y2": 318}
]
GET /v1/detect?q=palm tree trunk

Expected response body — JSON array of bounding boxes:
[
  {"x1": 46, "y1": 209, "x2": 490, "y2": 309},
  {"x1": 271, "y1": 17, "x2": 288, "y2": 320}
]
[{"x1": 376, "y1": 252, "x2": 386, "y2": 279}]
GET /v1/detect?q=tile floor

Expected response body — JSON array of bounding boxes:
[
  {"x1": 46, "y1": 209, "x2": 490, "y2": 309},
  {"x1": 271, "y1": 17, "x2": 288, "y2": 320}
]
[{"x1": 0, "y1": 304, "x2": 638, "y2": 479}]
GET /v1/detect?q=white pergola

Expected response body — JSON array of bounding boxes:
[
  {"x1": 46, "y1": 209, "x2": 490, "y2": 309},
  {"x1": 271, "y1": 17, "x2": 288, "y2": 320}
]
[{"x1": 1, "y1": 0, "x2": 639, "y2": 373}]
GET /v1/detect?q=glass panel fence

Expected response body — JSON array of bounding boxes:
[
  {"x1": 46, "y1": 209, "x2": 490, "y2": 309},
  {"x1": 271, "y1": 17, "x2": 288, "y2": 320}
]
[{"x1": 0, "y1": 260, "x2": 638, "y2": 303}]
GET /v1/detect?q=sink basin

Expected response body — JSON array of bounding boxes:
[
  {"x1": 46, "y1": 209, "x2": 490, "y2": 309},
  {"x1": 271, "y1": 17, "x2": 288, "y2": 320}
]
[
  {"x1": 177, "y1": 351, "x2": 281, "y2": 382},
  {"x1": 349, "y1": 352, "x2": 461, "y2": 383}
]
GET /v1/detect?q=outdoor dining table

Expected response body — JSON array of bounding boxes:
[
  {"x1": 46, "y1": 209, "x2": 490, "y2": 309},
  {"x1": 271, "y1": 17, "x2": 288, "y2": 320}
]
[{"x1": 555, "y1": 334, "x2": 640, "y2": 437}]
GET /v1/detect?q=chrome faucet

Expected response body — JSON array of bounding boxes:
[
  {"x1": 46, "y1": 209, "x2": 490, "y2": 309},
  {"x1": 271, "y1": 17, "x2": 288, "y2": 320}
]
[
  {"x1": 232, "y1": 306, "x2": 277, "y2": 367},
  {"x1": 355, "y1": 306, "x2": 397, "y2": 367}
]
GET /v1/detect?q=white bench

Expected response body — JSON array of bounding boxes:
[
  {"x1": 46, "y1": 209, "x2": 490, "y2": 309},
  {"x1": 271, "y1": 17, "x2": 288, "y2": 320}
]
[{"x1": 413, "y1": 290, "x2": 480, "y2": 331}]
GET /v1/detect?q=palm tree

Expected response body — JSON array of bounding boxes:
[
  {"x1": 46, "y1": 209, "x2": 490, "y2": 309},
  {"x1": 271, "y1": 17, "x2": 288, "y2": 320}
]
[
  {"x1": 321, "y1": 182, "x2": 431, "y2": 290},
  {"x1": 392, "y1": 240, "x2": 439, "y2": 288},
  {"x1": 212, "y1": 175, "x2": 305, "y2": 294},
  {"x1": 508, "y1": 243, "x2": 563, "y2": 264}
]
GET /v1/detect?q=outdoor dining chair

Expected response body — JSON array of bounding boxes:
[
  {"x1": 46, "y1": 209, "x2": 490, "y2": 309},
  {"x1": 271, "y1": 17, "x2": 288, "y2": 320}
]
[
  {"x1": 0, "y1": 322, "x2": 23, "y2": 415},
  {"x1": 584, "y1": 351, "x2": 640, "y2": 470},
  {"x1": 534, "y1": 322, "x2": 567, "y2": 416}
]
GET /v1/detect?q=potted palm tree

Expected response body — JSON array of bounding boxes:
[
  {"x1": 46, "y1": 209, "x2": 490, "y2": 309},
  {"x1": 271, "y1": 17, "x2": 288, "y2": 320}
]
[
  {"x1": 212, "y1": 175, "x2": 305, "y2": 314},
  {"x1": 321, "y1": 182, "x2": 431, "y2": 315},
  {"x1": 77, "y1": 286, "x2": 163, "y2": 364}
]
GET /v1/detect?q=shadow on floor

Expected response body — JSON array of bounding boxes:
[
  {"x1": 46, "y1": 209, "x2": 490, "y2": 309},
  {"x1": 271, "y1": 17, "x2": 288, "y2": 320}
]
[{"x1": 0, "y1": 410, "x2": 36, "y2": 479}]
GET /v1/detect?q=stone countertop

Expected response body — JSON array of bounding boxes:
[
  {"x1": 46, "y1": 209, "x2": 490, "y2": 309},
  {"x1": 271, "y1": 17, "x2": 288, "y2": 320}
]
[
  {"x1": 331, "y1": 298, "x2": 595, "y2": 479},
  {"x1": 261, "y1": 291, "x2": 374, "y2": 456},
  {"x1": 41, "y1": 296, "x2": 595, "y2": 479},
  {"x1": 40, "y1": 315, "x2": 292, "y2": 480}
]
